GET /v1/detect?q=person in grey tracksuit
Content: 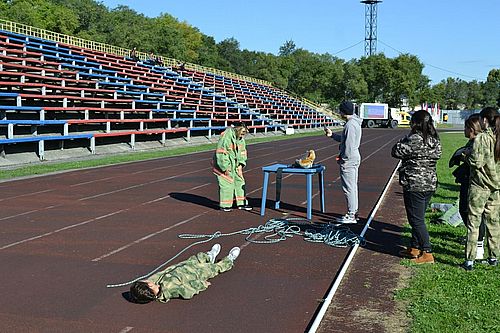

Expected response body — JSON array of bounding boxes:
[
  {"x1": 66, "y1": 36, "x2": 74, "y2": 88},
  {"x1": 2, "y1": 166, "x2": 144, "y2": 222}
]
[{"x1": 325, "y1": 101, "x2": 363, "y2": 223}]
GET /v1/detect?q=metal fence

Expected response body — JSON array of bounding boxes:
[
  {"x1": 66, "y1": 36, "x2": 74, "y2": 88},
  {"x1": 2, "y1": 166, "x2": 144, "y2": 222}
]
[
  {"x1": 0, "y1": 19, "x2": 322, "y2": 111},
  {"x1": 442, "y1": 110, "x2": 480, "y2": 125}
]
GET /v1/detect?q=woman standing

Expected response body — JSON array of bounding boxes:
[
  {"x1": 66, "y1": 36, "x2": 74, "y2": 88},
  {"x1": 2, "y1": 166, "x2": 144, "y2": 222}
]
[
  {"x1": 462, "y1": 107, "x2": 500, "y2": 270},
  {"x1": 451, "y1": 114, "x2": 485, "y2": 259},
  {"x1": 392, "y1": 110, "x2": 442, "y2": 264},
  {"x1": 212, "y1": 122, "x2": 252, "y2": 212}
]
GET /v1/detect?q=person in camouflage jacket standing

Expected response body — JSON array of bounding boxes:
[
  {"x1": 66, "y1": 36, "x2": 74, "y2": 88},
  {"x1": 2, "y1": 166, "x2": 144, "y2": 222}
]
[
  {"x1": 213, "y1": 122, "x2": 252, "y2": 212},
  {"x1": 129, "y1": 244, "x2": 240, "y2": 303},
  {"x1": 461, "y1": 107, "x2": 500, "y2": 270},
  {"x1": 392, "y1": 110, "x2": 442, "y2": 264}
]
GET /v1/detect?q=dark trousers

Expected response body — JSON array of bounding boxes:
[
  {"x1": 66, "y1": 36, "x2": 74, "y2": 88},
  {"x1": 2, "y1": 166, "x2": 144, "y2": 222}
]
[
  {"x1": 403, "y1": 190, "x2": 434, "y2": 252},
  {"x1": 459, "y1": 182, "x2": 485, "y2": 241}
]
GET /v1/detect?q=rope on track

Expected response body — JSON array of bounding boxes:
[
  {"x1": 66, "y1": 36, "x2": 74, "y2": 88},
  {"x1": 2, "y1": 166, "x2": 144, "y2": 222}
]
[{"x1": 106, "y1": 217, "x2": 364, "y2": 288}]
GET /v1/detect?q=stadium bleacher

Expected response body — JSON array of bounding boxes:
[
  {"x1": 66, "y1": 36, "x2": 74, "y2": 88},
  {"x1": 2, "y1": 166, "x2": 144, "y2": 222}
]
[{"x1": 0, "y1": 26, "x2": 337, "y2": 161}]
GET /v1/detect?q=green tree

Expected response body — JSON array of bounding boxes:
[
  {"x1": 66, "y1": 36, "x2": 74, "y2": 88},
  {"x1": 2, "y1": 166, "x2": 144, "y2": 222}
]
[
  {"x1": 342, "y1": 60, "x2": 369, "y2": 103},
  {"x1": 2, "y1": 0, "x2": 78, "y2": 34},
  {"x1": 217, "y1": 37, "x2": 243, "y2": 72},
  {"x1": 197, "y1": 35, "x2": 221, "y2": 68},
  {"x1": 481, "y1": 81, "x2": 499, "y2": 107},
  {"x1": 486, "y1": 68, "x2": 500, "y2": 83},
  {"x1": 358, "y1": 54, "x2": 395, "y2": 103},
  {"x1": 278, "y1": 40, "x2": 296, "y2": 57}
]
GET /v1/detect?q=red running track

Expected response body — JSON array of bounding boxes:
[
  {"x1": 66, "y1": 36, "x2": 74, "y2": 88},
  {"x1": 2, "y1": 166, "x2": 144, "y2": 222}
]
[{"x1": 0, "y1": 129, "x2": 406, "y2": 333}]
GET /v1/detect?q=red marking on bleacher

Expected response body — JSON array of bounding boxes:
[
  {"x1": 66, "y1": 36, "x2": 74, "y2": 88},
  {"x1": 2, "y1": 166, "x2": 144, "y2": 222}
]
[{"x1": 93, "y1": 128, "x2": 188, "y2": 138}]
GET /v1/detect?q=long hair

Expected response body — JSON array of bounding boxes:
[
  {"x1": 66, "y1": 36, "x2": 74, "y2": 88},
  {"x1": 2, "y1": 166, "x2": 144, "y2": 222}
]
[
  {"x1": 495, "y1": 115, "x2": 500, "y2": 162},
  {"x1": 464, "y1": 113, "x2": 483, "y2": 136},
  {"x1": 410, "y1": 110, "x2": 439, "y2": 144},
  {"x1": 479, "y1": 107, "x2": 499, "y2": 128}
]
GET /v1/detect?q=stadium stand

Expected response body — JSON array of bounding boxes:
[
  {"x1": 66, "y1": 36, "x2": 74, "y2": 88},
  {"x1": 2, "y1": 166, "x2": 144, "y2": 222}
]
[{"x1": 0, "y1": 21, "x2": 337, "y2": 161}]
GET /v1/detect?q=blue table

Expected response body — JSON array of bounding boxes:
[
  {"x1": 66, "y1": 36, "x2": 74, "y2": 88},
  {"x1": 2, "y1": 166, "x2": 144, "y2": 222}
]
[{"x1": 260, "y1": 163, "x2": 326, "y2": 220}]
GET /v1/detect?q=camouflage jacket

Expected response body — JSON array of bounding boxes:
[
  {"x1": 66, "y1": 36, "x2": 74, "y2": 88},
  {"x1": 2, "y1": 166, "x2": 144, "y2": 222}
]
[
  {"x1": 468, "y1": 128, "x2": 500, "y2": 190},
  {"x1": 213, "y1": 127, "x2": 247, "y2": 172},
  {"x1": 149, "y1": 253, "x2": 233, "y2": 303},
  {"x1": 391, "y1": 132, "x2": 442, "y2": 192}
]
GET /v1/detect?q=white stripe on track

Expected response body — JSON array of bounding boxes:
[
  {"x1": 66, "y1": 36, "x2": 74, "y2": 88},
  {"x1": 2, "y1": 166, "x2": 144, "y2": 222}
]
[
  {"x1": 302, "y1": 134, "x2": 398, "y2": 205},
  {"x1": 0, "y1": 131, "x2": 386, "y2": 253},
  {"x1": 0, "y1": 209, "x2": 126, "y2": 250},
  {"x1": 0, "y1": 184, "x2": 211, "y2": 250},
  {"x1": 307, "y1": 160, "x2": 401, "y2": 333},
  {"x1": 92, "y1": 213, "x2": 207, "y2": 262}
]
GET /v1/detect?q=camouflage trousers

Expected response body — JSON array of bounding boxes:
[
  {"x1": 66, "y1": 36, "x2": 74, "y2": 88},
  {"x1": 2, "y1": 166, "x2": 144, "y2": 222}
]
[
  {"x1": 154, "y1": 252, "x2": 234, "y2": 301},
  {"x1": 466, "y1": 185, "x2": 500, "y2": 260},
  {"x1": 174, "y1": 252, "x2": 234, "y2": 282}
]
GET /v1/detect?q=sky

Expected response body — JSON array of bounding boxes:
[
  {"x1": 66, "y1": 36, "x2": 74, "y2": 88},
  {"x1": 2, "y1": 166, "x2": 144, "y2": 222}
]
[{"x1": 100, "y1": 0, "x2": 500, "y2": 84}]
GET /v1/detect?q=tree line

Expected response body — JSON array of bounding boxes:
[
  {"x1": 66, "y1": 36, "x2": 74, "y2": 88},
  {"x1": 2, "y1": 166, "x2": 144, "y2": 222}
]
[{"x1": 1, "y1": 0, "x2": 499, "y2": 110}]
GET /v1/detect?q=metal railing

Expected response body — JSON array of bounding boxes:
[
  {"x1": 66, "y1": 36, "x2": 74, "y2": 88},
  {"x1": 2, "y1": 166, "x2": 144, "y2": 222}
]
[{"x1": 0, "y1": 19, "x2": 322, "y2": 111}]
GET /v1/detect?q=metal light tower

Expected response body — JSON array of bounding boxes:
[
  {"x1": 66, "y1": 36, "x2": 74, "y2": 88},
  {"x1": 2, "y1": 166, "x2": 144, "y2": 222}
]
[{"x1": 361, "y1": 0, "x2": 382, "y2": 57}]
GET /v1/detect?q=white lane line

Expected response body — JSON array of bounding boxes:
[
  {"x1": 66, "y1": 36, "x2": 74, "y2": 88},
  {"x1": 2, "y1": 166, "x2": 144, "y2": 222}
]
[
  {"x1": 0, "y1": 204, "x2": 64, "y2": 222},
  {"x1": 92, "y1": 213, "x2": 207, "y2": 262},
  {"x1": 0, "y1": 132, "x2": 380, "y2": 250},
  {"x1": 307, "y1": 160, "x2": 401, "y2": 333},
  {"x1": 71, "y1": 156, "x2": 210, "y2": 187},
  {"x1": 118, "y1": 327, "x2": 134, "y2": 333},
  {"x1": 0, "y1": 135, "x2": 328, "y2": 218},
  {"x1": 0, "y1": 189, "x2": 53, "y2": 202},
  {"x1": 0, "y1": 183, "x2": 211, "y2": 250},
  {"x1": 70, "y1": 142, "x2": 286, "y2": 188},
  {"x1": 0, "y1": 209, "x2": 126, "y2": 250},
  {"x1": 77, "y1": 168, "x2": 211, "y2": 201},
  {"x1": 302, "y1": 134, "x2": 398, "y2": 205}
]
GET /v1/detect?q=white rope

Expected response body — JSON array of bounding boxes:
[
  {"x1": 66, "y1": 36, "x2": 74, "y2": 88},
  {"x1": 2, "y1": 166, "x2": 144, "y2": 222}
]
[{"x1": 106, "y1": 218, "x2": 363, "y2": 288}]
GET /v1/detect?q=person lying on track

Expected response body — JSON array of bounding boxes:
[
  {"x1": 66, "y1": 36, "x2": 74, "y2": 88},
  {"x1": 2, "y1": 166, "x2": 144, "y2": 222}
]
[{"x1": 129, "y1": 244, "x2": 240, "y2": 303}]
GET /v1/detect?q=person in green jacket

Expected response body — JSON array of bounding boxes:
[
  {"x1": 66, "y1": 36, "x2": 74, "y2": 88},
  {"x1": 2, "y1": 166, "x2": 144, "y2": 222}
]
[
  {"x1": 461, "y1": 107, "x2": 500, "y2": 271},
  {"x1": 212, "y1": 122, "x2": 252, "y2": 212},
  {"x1": 129, "y1": 244, "x2": 240, "y2": 304}
]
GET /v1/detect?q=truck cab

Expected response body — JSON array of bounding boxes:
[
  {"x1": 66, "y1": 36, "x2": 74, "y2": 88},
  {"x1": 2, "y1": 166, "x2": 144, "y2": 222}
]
[{"x1": 396, "y1": 111, "x2": 411, "y2": 127}]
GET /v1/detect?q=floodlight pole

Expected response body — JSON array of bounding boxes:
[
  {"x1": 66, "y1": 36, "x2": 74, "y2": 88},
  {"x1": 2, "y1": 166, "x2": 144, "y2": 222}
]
[{"x1": 361, "y1": 0, "x2": 382, "y2": 57}]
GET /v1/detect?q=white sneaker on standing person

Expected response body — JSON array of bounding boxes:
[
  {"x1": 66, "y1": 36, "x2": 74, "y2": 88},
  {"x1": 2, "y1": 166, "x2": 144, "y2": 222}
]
[{"x1": 324, "y1": 101, "x2": 363, "y2": 224}]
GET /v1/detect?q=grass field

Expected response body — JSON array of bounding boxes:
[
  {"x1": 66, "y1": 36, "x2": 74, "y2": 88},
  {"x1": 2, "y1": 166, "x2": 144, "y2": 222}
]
[{"x1": 396, "y1": 132, "x2": 500, "y2": 333}]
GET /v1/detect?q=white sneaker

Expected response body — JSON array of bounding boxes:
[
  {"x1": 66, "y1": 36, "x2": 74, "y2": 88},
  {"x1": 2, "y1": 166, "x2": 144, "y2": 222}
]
[
  {"x1": 207, "y1": 243, "x2": 221, "y2": 263},
  {"x1": 335, "y1": 213, "x2": 357, "y2": 224},
  {"x1": 476, "y1": 241, "x2": 484, "y2": 260},
  {"x1": 228, "y1": 247, "x2": 241, "y2": 262}
]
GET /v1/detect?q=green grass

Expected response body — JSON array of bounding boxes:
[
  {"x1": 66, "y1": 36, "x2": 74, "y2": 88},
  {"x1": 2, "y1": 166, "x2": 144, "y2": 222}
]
[
  {"x1": 396, "y1": 132, "x2": 500, "y2": 333},
  {"x1": 0, "y1": 130, "x2": 324, "y2": 180}
]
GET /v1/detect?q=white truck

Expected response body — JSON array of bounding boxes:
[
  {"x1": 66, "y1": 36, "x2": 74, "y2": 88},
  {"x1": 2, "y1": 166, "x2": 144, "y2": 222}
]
[{"x1": 358, "y1": 103, "x2": 400, "y2": 128}]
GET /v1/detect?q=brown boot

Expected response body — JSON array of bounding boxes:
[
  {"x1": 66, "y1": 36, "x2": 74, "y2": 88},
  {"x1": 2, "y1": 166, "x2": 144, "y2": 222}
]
[
  {"x1": 411, "y1": 251, "x2": 435, "y2": 264},
  {"x1": 399, "y1": 247, "x2": 421, "y2": 259}
]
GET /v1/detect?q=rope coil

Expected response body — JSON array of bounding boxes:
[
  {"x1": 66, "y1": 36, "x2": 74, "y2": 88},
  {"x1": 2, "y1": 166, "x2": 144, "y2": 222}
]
[{"x1": 106, "y1": 218, "x2": 363, "y2": 288}]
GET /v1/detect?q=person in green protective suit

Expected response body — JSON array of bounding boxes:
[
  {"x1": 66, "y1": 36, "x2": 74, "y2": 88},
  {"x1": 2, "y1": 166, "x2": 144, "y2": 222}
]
[
  {"x1": 212, "y1": 122, "x2": 252, "y2": 212},
  {"x1": 129, "y1": 244, "x2": 240, "y2": 304}
]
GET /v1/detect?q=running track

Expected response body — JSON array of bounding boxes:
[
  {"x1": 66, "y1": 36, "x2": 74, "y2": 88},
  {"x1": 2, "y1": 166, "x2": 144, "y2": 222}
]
[{"x1": 0, "y1": 129, "x2": 406, "y2": 332}]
